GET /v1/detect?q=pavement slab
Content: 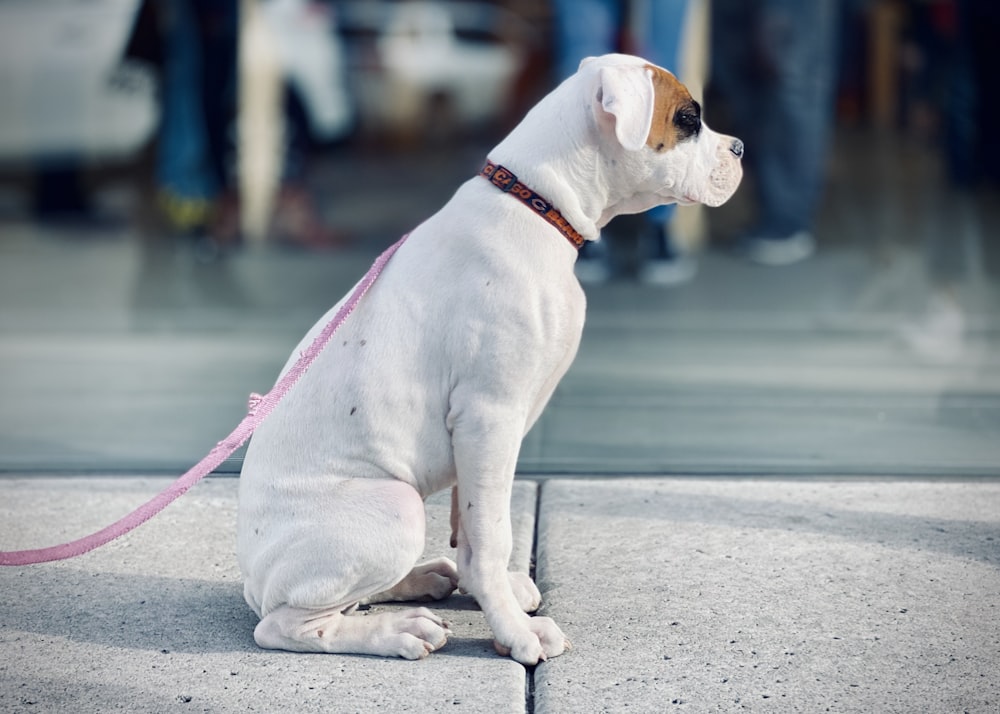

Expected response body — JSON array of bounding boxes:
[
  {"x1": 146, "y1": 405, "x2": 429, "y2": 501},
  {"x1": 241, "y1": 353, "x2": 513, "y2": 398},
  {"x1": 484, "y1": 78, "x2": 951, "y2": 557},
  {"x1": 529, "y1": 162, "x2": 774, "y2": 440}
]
[
  {"x1": 0, "y1": 477, "x2": 537, "y2": 714},
  {"x1": 533, "y1": 478, "x2": 1000, "y2": 714}
]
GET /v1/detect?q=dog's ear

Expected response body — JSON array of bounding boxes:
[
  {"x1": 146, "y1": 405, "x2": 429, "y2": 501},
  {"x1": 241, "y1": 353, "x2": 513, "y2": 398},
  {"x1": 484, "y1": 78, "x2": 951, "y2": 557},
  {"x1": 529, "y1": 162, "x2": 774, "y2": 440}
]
[{"x1": 596, "y1": 64, "x2": 655, "y2": 152}]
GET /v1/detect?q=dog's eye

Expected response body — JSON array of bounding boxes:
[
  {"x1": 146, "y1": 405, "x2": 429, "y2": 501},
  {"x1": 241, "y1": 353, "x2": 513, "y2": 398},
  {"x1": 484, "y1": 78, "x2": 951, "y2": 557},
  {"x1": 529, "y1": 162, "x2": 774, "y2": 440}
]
[
  {"x1": 673, "y1": 101, "x2": 702, "y2": 138},
  {"x1": 674, "y1": 111, "x2": 700, "y2": 131},
  {"x1": 678, "y1": 113, "x2": 697, "y2": 126}
]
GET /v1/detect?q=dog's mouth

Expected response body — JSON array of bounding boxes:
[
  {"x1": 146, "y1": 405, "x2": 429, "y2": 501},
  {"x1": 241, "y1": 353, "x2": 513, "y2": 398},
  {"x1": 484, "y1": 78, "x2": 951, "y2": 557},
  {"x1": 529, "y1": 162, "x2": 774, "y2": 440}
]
[{"x1": 680, "y1": 156, "x2": 743, "y2": 207}]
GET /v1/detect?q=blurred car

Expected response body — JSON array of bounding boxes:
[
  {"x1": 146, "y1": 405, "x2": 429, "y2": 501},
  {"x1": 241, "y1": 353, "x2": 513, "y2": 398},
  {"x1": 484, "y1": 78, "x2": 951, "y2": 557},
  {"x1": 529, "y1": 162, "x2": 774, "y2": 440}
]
[
  {"x1": 0, "y1": 0, "x2": 156, "y2": 167},
  {"x1": 0, "y1": 0, "x2": 528, "y2": 218},
  {"x1": 258, "y1": 0, "x2": 354, "y2": 144},
  {"x1": 337, "y1": 0, "x2": 530, "y2": 138},
  {"x1": 0, "y1": 0, "x2": 356, "y2": 168}
]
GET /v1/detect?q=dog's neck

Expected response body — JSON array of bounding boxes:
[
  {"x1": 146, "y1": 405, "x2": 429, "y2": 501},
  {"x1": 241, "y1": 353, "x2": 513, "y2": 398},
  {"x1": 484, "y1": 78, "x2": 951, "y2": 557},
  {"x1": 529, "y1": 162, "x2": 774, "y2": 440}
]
[
  {"x1": 479, "y1": 160, "x2": 586, "y2": 249},
  {"x1": 487, "y1": 69, "x2": 648, "y2": 243}
]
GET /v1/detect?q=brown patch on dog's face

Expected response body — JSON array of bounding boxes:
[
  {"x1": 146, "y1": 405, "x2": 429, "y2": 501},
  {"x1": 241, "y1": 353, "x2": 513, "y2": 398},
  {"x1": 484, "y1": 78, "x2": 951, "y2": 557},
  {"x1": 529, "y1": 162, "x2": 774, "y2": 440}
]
[{"x1": 644, "y1": 64, "x2": 702, "y2": 152}]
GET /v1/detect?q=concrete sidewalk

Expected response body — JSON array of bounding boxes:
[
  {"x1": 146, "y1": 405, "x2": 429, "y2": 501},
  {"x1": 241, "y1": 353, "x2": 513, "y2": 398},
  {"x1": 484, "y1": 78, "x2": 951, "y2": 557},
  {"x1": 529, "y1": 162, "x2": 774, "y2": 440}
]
[{"x1": 1, "y1": 476, "x2": 998, "y2": 713}]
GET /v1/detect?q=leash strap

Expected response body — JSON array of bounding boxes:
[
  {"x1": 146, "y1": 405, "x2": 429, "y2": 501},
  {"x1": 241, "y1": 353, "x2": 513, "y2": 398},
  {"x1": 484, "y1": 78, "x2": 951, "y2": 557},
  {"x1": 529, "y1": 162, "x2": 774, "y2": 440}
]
[
  {"x1": 0, "y1": 234, "x2": 408, "y2": 566},
  {"x1": 479, "y1": 160, "x2": 585, "y2": 249}
]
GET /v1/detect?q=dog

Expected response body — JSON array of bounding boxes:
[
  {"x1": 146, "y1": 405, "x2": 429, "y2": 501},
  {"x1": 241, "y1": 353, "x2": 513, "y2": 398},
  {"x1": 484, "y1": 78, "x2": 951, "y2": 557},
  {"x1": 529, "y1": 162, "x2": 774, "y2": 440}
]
[{"x1": 236, "y1": 53, "x2": 743, "y2": 665}]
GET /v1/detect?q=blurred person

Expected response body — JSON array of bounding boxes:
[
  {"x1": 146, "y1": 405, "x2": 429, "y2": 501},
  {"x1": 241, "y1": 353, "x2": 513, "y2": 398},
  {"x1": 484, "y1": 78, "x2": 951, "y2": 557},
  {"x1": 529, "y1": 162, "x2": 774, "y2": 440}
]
[
  {"x1": 247, "y1": 0, "x2": 354, "y2": 249},
  {"x1": 937, "y1": 0, "x2": 1000, "y2": 187},
  {"x1": 710, "y1": 0, "x2": 839, "y2": 266},
  {"x1": 153, "y1": 0, "x2": 238, "y2": 253},
  {"x1": 553, "y1": 0, "x2": 700, "y2": 285},
  {"x1": 149, "y1": 0, "x2": 344, "y2": 257},
  {"x1": 899, "y1": 0, "x2": 1000, "y2": 360}
]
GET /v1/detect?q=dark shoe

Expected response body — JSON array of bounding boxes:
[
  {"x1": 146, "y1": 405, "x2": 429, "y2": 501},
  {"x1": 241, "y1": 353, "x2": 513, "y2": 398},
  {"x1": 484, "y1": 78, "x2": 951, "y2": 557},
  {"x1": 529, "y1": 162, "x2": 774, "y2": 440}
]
[
  {"x1": 272, "y1": 186, "x2": 350, "y2": 251},
  {"x1": 574, "y1": 238, "x2": 612, "y2": 284}
]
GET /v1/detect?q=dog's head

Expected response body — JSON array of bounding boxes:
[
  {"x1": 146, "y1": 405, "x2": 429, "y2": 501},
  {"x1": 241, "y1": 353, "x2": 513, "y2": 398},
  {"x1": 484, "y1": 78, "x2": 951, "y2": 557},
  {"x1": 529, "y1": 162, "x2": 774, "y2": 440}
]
[{"x1": 584, "y1": 54, "x2": 743, "y2": 210}]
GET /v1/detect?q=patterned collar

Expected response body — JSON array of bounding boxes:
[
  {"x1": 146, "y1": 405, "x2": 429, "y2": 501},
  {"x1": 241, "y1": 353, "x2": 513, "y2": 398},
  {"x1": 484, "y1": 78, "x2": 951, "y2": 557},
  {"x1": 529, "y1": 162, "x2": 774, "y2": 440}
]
[{"x1": 479, "y1": 160, "x2": 585, "y2": 250}]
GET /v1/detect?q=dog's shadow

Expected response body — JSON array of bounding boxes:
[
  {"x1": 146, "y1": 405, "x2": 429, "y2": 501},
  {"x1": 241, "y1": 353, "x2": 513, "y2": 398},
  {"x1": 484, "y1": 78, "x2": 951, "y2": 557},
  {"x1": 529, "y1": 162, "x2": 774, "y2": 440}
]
[
  {"x1": 363, "y1": 593, "x2": 509, "y2": 661},
  {"x1": 2, "y1": 569, "x2": 509, "y2": 660},
  {"x1": 0, "y1": 567, "x2": 259, "y2": 654}
]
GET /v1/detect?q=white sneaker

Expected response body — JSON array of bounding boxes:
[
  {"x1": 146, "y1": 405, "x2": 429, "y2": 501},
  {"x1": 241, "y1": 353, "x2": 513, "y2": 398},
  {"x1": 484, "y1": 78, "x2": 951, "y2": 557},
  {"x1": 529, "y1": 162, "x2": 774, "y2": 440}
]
[
  {"x1": 639, "y1": 254, "x2": 698, "y2": 286},
  {"x1": 638, "y1": 220, "x2": 697, "y2": 286},
  {"x1": 899, "y1": 294, "x2": 965, "y2": 363},
  {"x1": 740, "y1": 231, "x2": 816, "y2": 266}
]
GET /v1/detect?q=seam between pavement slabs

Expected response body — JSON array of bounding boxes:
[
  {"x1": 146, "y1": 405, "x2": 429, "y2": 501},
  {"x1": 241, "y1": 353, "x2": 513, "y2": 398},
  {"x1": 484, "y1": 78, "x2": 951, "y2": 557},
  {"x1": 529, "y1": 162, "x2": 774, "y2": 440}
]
[{"x1": 525, "y1": 478, "x2": 544, "y2": 714}]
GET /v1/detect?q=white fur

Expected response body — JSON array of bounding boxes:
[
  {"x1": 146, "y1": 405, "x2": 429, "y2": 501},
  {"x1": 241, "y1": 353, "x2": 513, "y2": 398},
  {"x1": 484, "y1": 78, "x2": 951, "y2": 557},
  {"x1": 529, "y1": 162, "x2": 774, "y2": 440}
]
[{"x1": 236, "y1": 54, "x2": 742, "y2": 664}]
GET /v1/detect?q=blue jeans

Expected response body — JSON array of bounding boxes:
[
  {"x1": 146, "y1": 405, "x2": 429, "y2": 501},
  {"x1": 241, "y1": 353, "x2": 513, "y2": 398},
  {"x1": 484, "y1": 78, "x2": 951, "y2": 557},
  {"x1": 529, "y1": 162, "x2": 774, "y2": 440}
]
[
  {"x1": 156, "y1": 0, "x2": 237, "y2": 202},
  {"x1": 552, "y1": 0, "x2": 689, "y2": 227},
  {"x1": 157, "y1": 0, "x2": 216, "y2": 202},
  {"x1": 711, "y1": 0, "x2": 838, "y2": 237}
]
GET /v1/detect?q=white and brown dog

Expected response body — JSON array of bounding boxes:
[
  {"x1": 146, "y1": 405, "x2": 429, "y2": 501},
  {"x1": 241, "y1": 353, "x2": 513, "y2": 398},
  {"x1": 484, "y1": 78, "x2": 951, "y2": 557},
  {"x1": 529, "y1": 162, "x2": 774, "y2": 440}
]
[{"x1": 237, "y1": 54, "x2": 743, "y2": 665}]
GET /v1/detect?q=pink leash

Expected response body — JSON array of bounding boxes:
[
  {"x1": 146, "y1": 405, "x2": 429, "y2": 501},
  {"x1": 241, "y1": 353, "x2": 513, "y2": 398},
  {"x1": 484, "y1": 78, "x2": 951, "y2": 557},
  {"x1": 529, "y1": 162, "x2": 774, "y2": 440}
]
[{"x1": 0, "y1": 235, "x2": 408, "y2": 566}]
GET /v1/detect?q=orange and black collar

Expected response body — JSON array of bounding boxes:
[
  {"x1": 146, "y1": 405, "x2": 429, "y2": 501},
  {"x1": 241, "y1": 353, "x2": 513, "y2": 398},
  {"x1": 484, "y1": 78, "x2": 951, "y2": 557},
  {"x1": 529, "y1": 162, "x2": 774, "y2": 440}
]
[{"x1": 479, "y1": 160, "x2": 585, "y2": 250}]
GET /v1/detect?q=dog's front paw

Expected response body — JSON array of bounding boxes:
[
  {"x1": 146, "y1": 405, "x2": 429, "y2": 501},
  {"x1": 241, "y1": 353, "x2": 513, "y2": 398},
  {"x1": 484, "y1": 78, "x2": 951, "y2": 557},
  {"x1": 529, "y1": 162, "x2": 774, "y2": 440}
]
[
  {"x1": 508, "y1": 571, "x2": 542, "y2": 612},
  {"x1": 493, "y1": 616, "x2": 570, "y2": 665}
]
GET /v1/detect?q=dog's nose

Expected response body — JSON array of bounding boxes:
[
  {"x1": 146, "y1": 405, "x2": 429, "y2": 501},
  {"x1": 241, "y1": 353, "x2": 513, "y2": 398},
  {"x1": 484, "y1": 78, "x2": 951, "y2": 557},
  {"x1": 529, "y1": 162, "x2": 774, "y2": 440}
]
[{"x1": 729, "y1": 138, "x2": 744, "y2": 159}]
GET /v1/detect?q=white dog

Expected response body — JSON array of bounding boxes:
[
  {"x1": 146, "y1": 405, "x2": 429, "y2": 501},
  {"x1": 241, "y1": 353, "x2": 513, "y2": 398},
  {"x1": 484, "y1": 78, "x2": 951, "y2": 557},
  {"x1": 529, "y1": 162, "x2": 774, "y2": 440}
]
[{"x1": 237, "y1": 54, "x2": 743, "y2": 665}]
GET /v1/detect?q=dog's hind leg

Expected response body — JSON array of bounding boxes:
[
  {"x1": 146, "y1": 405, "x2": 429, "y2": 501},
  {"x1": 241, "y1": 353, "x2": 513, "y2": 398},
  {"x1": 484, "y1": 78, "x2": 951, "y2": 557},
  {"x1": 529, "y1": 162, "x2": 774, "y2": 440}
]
[
  {"x1": 244, "y1": 478, "x2": 451, "y2": 658},
  {"x1": 254, "y1": 604, "x2": 451, "y2": 659}
]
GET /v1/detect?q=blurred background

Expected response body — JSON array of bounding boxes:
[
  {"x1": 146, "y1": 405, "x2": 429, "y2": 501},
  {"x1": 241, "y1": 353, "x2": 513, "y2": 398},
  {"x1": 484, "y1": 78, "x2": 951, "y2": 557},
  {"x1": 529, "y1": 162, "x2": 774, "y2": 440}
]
[{"x1": 0, "y1": 0, "x2": 997, "y2": 477}]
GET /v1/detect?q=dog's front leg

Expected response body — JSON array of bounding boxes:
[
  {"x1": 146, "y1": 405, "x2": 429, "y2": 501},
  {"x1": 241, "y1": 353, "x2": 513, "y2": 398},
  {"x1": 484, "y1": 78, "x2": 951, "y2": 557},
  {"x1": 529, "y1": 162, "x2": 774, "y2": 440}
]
[{"x1": 452, "y1": 413, "x2": 569, "y2": 665}]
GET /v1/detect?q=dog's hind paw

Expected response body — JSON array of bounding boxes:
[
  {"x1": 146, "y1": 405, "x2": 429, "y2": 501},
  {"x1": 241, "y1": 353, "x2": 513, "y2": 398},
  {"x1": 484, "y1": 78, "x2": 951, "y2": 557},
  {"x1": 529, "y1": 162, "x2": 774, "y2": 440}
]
[
  {"x1": 364, "y1": 557, "x2": 459, "y2": 604},
  {"x1": 377, "y1": 607, "x2": 452, "y2": 659}
]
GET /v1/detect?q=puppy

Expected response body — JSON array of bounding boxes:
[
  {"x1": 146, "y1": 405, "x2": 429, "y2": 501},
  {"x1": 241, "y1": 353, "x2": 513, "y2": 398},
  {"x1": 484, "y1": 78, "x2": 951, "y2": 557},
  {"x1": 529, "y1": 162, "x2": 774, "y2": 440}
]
[{"x1": 237, "y1": 54, "x2": 742, "y2": 665}]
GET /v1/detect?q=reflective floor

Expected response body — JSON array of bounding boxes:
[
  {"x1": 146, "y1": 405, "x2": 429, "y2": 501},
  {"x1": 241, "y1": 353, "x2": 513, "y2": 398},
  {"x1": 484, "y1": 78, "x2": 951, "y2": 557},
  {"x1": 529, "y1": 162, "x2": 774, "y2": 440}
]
[{"x1": 1, "y1": 129, "x2": 998, "y2": 476}]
